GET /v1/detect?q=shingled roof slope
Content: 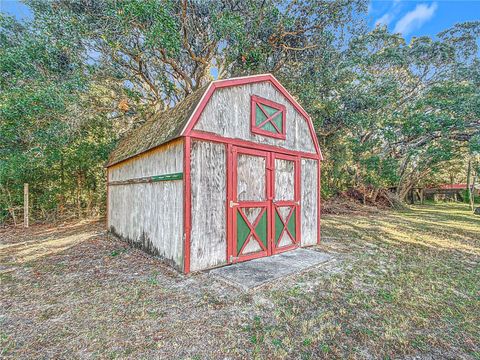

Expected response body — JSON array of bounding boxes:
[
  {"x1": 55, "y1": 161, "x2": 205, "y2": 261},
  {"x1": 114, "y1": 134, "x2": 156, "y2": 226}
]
[{"x1": 107, "y1": 85, "x2": 209, "y2": 166}]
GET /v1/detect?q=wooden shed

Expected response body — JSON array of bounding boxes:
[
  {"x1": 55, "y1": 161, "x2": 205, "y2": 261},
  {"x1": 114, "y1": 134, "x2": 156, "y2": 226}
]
[{"x1": 106, "y1": 74, "x2": 323, "y2": 273}]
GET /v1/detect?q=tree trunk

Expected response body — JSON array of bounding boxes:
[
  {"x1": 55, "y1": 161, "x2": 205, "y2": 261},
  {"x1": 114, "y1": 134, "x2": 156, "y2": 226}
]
[
  {"x1": 59, "y1": 155, "x2": 65, "y2": 217},
  {"x1": 77, "y1": 172, "x2": 82, "y2": 219},
  {"x1": 399, "y1": 184, "x2": 412, "y2": 203},
  {"x1": 3, "y1": 186, "x2": 17, "y2": 226},
  {"x1": 372, "y1": 188, "x2": 380, "y2": 203},
  {"x1": 396, "y1": 155, "x2": 411, "y2": 196},
  {"x1": 471, "y1": 173, "x2": 477, "y2": 212},
  {"x1": 9, "y1": 207, "x2": 16, "y2": 227}
]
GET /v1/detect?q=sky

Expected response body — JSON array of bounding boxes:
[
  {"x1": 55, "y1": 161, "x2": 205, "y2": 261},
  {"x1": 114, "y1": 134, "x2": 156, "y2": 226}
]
[
  {"x1": 368, "y1": 0, "x2": 480, "y2": 41},
  {"x1": 1, "y1": 0, "x2": 479, "y2": 42}
]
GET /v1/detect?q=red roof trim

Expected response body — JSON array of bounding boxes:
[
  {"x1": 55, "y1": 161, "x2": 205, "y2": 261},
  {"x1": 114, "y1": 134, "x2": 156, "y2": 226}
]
[{"x1": 182, "y1": 74, "x2": 323, "y2": 160}]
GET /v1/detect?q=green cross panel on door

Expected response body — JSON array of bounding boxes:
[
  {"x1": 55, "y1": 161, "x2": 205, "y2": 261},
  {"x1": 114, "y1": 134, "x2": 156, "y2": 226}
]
[{"x1": 236, "y1": 207, "x2": 268, "y2": 256}]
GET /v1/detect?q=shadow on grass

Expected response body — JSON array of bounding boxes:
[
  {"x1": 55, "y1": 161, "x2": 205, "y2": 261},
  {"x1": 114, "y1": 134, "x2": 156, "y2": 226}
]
[
  {"x1": 322, "y1": 203, "x2": 480, "y2": 257},
  {"x1": 0, "y1": 221, "x2": 102, "y2": 265}
]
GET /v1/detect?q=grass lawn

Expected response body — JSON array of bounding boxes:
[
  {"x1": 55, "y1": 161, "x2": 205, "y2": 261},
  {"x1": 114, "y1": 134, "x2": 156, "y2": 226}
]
[{"x1": 1, "y1": 203, "x2": 479, "y2": 359}]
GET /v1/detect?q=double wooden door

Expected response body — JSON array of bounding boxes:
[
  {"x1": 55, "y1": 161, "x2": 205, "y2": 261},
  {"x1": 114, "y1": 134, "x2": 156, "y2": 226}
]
[{"x1": 228, "y1": 146, "x2": 300, "y2": 263}]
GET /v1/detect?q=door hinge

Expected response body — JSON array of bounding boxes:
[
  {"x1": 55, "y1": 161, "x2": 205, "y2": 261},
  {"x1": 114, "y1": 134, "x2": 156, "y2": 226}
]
[{"x1": 229, "y1": 200, "x2": 239, "y2": 208}]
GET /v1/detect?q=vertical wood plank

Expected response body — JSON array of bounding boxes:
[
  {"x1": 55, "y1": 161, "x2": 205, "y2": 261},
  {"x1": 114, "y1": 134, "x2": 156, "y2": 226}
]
[
  {"x1": 189, "y1": 140, "x2": 227, "y2": 271},
  {"x1": 300, "y1": 158, "x2": 318, "y2": 246},
  {"x1": 317, "y1": 159, "x2": 321, "y2": 245},
  {"x1": 226, "y1": 143, "x2": 233, "y2": 263},
  {"x1": 184, "y1": 136, "x2": 191, "y2": 273},
  {"x1": 267, "y1": 152, "x2": 273, "y2": 256},
  {"x1": 296, "y1": 156, "x2": 302, "y2": 246}
]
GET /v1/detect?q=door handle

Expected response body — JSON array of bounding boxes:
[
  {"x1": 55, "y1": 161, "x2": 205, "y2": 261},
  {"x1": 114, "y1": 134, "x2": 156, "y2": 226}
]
[{"x1": 230, "y1": 200, "x2": 239, "y2": 208}]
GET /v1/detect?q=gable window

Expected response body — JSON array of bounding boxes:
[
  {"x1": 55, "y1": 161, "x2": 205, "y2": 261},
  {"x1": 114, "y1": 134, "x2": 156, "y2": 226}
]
[{"x1": 251, "y1": 95, "x2": 286, "y2": 140}]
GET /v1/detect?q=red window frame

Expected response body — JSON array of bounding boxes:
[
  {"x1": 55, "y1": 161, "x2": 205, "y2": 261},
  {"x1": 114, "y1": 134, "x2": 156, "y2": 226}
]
[{"x1": 251, "y1": 95, "x2": 286, "y2": 140}]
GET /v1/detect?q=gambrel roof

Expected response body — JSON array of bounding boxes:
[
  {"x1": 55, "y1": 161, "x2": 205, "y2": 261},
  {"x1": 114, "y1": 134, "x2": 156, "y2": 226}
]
[
  {"x1": 107, "y1": 85, "x2": 208, "y2": 167},
  {"x1": 107, "y1": 74, "x2": 322, "y2": 167}
]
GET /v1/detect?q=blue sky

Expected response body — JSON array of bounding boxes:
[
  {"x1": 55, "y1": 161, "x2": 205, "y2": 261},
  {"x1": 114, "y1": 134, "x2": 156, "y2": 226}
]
[
  {"x1": 1, "y1": 0, "x2": 31, "y2": 21},
  {"x1": 1, "y1": 0, "x2": 479, "y2": 42},
  {"x1": 368, "y1": 0, "x2": 480, "y2": 41}
]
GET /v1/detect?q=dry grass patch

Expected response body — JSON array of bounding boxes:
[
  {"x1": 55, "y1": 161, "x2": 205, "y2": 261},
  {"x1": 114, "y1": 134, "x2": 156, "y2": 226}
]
[{"x1": 1, "y1": 204, "x2": 479, "y2": 359}]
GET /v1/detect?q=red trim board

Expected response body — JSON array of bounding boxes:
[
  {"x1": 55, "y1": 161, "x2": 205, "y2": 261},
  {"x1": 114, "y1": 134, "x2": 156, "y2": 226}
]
[
  {"x1": 317, "y1": 160, "x2": 321, "y2": 245},
  {"x1": 190, "y1": 130, "x2": 320, "y2": 160},
  {"x1": 226, "y1": 143, "x2": 233, "y2": 263},
  {"x1": 182, "y1": 74, "x2": 323, "y2": 160},
  {"x1": 183, "y1": 136, "x2": 192, "y2": 273}
]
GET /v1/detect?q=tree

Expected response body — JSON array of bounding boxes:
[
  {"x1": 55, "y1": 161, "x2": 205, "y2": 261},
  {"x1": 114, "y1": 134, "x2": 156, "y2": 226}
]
[
  {"x1": 27, "y1": 0, "x2": 367, "y2": 107},
  {"x1": 286, "y1": 23, "x2": 480, "y2": 201},
  {"x1": 0, "y1": 13, "x2": 115, "y2": 220},
  {"x1": 1, "y1": 1, "x2": 479, "y2": 222}
]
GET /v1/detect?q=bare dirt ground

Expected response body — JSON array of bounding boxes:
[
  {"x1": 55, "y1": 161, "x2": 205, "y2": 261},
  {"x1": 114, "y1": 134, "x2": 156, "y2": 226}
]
[{"x1": 1, "y1": 204, "x2": 479, "y2": 359}]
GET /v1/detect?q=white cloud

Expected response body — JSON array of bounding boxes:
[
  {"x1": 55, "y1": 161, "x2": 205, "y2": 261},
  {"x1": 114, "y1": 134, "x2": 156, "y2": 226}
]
[
  {"x1": 374, "y1": 0, "x2": 404, "y2": 28},
  {"x1": 393, "y1": 2, "x2": 438, "y2": 35},
  {"x1": 375, "y1": 12, "x2": 395, "y2": 27}
]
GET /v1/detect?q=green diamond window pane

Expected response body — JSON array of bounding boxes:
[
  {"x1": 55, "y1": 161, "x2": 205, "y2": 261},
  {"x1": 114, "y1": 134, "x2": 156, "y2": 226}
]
[
  {"x1": 255, "y1": 102, "x2": 283, "y2": 134},
  {"x1": 237, "y1": 211, "x2": 251, "y2": 253},
  {"x1": 261, "y1": 121, "x2": 278, "y2": 133},
  {"x1": 255, "y1": 211, "x2": 267, "y2": 248},
  {"x1": 263, "y1": 104, "x2": 278, "y2": 116},
  {"x1": 272, "y1": 113, "x2": 283, "y2": 132},
  {"x1": 275, "y1": 209, "x2": 284, "y2": 244},
  {"x1": 287, "y1": 208, "x2": 296, "y2": 239},
  {"x1": 255, "y1": 105, "x2": 267, "y2": 126}
]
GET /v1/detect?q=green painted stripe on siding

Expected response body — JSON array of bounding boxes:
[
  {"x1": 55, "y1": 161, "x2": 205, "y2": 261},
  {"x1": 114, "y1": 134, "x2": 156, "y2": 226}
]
[{"x1": 151, "y1": 172, "x2": 183, "y2": 182}]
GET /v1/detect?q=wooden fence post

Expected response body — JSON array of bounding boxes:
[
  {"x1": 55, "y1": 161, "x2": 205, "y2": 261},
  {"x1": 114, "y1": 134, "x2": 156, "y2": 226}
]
[{"x1": 24, "y1": 183, "x2": 29, "y2": 228}]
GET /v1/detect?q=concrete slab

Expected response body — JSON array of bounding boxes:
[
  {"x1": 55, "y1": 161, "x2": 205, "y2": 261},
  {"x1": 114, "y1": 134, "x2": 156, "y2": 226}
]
[{"x1": 209, "y1": 248, "x2": 334, "y2": 290}]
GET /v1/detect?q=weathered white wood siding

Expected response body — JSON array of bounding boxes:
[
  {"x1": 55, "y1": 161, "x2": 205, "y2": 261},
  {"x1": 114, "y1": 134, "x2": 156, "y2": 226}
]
[
  {"x1": 189, "y1": 140, "x2": 227, "y2": 271},
  {"x1": 110, "y1": 140, "x2": 183, "y2": 181},
  {"x1": 237, "y1": 153, "x2": 266, "y2": 201},
  {"x1": 300, "y1": 158, "x2": 318, "y2": 246},
  {"x1": 193, "y1": 82, "x2": 316, "y2": 154},
  {"x1": 274, "y1": 158, "x2": 295, "y2": 201},
  {"x1": 108, "y1": 140, "x2": 184, "y2": 270}
]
